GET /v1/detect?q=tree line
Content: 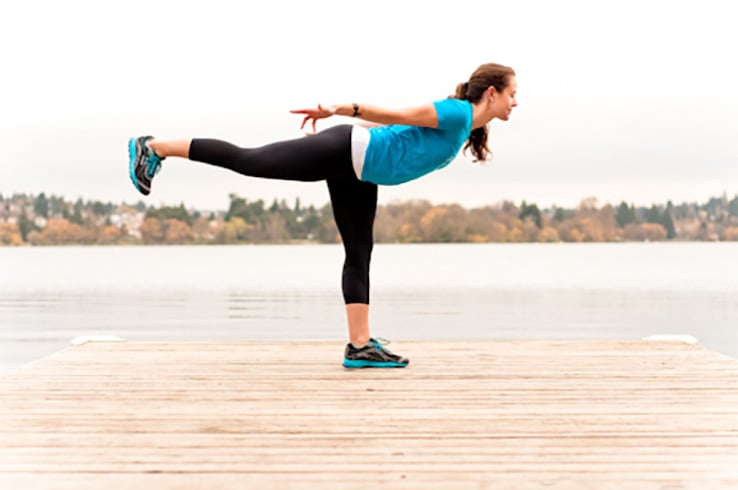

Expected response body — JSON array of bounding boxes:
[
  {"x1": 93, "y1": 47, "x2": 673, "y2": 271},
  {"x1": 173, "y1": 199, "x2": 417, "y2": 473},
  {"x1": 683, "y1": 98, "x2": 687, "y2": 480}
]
[{"x1": 1, "y1": 192, "x2": 737, "y2": 246}]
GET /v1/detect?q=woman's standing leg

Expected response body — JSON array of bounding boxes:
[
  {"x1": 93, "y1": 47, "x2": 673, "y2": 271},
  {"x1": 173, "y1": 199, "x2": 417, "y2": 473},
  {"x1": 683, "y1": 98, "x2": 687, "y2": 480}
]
[{"x1": 326, "y1": 176, "x2": 377, "y2": 347}]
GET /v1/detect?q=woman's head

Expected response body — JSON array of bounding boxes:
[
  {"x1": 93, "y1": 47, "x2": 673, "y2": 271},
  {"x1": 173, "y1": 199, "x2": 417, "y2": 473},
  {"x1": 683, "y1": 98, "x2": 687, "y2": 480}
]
[
  {"x1": 453, "y1": 63, "x2": 517, "y2": 161},
  {"x1": 455, "y1": 63, "x2": 516, "y2": 103}
]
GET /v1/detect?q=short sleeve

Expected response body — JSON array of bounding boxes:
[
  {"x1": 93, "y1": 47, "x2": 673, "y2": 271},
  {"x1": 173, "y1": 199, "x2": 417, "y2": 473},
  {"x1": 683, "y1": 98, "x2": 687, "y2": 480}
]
[{"x1": 433, "y1": 99, "x2": 471, "y2": 131}]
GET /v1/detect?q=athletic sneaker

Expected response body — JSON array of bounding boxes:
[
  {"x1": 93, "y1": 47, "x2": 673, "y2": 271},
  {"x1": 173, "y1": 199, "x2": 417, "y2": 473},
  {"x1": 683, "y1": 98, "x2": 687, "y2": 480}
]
[
  {"x1": 343, "y1": 338, "x2": 409, "y2": 368},
  {"x1": 128, "y1": 135, "x2": 164, "y2": 196}
]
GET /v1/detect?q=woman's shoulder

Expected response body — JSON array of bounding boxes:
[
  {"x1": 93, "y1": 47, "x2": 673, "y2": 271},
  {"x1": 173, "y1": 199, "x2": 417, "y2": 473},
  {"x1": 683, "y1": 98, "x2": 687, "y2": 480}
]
[
  {"x1": 433, "y1": 98, "x2": 472, "y2": 131},
  {"x1": 434, "y1": 98, "x2": 471, "y2": 109}
]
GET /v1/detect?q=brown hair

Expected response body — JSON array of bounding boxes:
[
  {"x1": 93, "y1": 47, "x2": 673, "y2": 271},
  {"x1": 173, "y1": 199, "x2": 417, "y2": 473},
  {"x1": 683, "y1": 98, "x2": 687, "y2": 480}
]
[{"x1": 452, "y1": 63, "x2": 516, "y2": 162}]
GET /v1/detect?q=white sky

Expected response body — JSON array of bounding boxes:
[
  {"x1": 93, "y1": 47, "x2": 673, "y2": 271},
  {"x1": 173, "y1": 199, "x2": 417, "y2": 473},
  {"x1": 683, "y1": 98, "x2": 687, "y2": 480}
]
[{"x1": 1, "y1": 0, "x2": 736, "y2": 212}]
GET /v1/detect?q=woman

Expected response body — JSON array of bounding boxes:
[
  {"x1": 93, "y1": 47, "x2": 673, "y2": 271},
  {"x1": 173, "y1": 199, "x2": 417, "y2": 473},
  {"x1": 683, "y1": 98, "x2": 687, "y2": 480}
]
[{"x1": 128, "y1": 62, "x2": 518, "y2": 368}]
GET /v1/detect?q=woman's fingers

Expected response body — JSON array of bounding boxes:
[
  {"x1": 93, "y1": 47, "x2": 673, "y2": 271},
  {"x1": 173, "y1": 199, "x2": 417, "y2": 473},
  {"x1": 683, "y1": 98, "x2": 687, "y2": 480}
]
[
  {"x1": 292, "y1": 104, "x2": 332, "y2": 133},
  {"x1": 291, "y1": 105, "x2": 331, "y2": 118}
]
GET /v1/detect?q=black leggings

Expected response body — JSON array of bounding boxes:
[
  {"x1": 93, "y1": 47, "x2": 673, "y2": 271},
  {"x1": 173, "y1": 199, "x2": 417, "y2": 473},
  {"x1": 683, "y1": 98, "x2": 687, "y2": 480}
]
[{"x1": 189, "y1": 125, "x2": 377, "y2": 304}]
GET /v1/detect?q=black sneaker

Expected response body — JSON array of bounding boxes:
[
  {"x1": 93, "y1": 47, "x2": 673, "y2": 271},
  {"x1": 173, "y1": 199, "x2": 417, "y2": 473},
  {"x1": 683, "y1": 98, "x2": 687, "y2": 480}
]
[
  {"x1": 343, "y1": 338, "x2": 409, "y2": 368},
  {"x1": 128, "y1": 136, "x2": 164, "y2": 196}
]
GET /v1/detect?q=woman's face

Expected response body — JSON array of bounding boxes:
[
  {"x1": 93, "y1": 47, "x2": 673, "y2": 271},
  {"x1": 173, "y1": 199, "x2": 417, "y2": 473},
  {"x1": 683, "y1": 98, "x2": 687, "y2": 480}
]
[{"x1": 491, "y1": 76, "x2": 518, "y2": 121}]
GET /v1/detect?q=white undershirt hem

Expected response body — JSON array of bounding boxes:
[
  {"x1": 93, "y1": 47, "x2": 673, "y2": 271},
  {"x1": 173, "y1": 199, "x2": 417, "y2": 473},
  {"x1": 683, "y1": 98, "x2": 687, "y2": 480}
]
[{"x1": 350, "y1": 125, "x2": 370, "y2": 181}]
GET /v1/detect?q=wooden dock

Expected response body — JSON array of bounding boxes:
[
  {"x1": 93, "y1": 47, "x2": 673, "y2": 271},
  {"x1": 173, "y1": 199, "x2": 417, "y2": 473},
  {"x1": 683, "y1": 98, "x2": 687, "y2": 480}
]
[{"x1": 1, "y1": 340, "x2": 737, "y2": 489}]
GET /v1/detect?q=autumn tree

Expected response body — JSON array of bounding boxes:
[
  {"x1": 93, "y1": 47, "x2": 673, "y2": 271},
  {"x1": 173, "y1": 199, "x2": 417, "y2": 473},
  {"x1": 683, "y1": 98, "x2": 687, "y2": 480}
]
[
  {"x1": 722, "y1": 227, "x2": 738, "y2": 241},
  {"x1": 623, "y1": 223, "x2": 667, "y2": 241},
  {"x1": 164, "y1": 219, "x2": 195, "y2": 244},
  {"x1": 419, "y1": 205, "x2": 466, "y2": 242},
  {"x1": 374, "y1": 200, "x2": 432, "y2": 243},
  {"x1": 467, "y1": 206, "x2": 509, "y2": 242},
  {"x1": 32, "y1": 218, "x2": 95, "y2": 245},
  {"x1": 140, "y1": 217, "x2": 164, "y2": 244},
  {"x1": 395, "y1": 223, "x2": 422, "y2": 243},
  {"x1": 192, "y1": 216, "x2": 214, "y2": 241},
  {"x1": 557, "y1": 220, "x2": 586, "y2": 242},
  {"x1": 214, "y1": 217, "x2": 251, "y2": 244},
  {"x1": 465, "y1": 208, "x2": 497, "y2": 243},
  {"x1": 537, "y1": 226, "x2": 560, "y2": 242},
  {"x1": 0, "y1": 222, "x2": 23, "y2": 245},
  {"x1": 98, "y1": 226, "x2": 122, "y2": 244}
]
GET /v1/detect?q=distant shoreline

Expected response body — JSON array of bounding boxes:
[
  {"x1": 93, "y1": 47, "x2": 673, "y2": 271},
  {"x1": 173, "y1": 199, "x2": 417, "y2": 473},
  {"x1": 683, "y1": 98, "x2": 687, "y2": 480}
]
[{"x1": 2, "y1": 192, "x2": 737, "y2": 246}]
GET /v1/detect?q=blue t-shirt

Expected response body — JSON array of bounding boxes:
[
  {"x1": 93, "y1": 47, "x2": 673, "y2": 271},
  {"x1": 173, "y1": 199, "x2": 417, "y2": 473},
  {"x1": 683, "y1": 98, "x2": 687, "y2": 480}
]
[{"x1": 361, "y1": 99, "x2": 473, "y2": 185}]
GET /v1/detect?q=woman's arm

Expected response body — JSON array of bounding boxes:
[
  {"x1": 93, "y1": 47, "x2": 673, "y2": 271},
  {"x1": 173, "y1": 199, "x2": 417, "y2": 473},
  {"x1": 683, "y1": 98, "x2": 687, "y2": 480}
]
[{"x1": 291, "y1": 103, "x2": 438, "y2": 133}]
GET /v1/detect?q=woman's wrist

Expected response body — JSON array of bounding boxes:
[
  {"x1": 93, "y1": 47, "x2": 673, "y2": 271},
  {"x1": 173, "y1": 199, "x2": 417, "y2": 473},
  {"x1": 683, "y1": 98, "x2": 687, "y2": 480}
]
[{"x1": 331, "y1": 104, "x2": 361, "y2": 118}]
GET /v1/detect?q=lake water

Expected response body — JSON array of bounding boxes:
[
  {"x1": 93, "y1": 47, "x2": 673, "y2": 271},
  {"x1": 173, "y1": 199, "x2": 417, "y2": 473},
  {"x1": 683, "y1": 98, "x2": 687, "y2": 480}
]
[{"x1": 1, "y1": 242, "x2": 737, "y2": 371}]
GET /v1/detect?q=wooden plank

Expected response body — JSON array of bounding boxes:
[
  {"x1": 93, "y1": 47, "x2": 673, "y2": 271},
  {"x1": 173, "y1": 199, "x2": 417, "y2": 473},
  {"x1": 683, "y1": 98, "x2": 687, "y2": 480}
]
[{"x1": 1, "y1": 340, "x2": 737, "y2": 489}]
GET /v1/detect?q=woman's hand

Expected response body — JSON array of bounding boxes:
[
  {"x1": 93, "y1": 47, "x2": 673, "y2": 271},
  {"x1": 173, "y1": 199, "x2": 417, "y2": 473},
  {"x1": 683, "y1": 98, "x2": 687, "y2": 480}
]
[{"x1": 290, "y1": 104, "x2": 335, "y2": 134}]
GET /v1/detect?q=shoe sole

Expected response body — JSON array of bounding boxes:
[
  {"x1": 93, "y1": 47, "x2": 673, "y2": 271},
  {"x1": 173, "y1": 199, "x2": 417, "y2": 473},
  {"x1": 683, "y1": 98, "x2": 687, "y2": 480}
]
[
  {"x1": 128, "y1": 137, "x2": 149, "y2": 196},
  {"x1": 343, "y1": 359, "x2": 408, "y2": 368}
]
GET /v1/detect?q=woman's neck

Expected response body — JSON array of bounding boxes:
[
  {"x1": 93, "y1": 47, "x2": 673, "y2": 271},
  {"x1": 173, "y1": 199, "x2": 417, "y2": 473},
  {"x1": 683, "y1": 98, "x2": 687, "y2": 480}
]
[{"x1": 470, "y1": 100, "x2": 494, "y2": 130}]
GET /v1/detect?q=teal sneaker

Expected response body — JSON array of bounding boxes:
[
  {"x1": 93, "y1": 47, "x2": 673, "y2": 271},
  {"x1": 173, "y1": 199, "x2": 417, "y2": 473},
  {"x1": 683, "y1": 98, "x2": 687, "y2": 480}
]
[
  {"x1": 343, "y1": 338, "x2": 409, "y2": 368},
  {"x1": 128, "y1": 136, "x2": 164, "y2": 196}
]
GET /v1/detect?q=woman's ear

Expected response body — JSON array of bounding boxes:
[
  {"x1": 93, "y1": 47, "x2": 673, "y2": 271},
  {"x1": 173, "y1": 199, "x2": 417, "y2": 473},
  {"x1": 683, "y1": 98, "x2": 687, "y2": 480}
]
[{"x1": 487, "y1": 86, "x2": 497, "y2": 101}]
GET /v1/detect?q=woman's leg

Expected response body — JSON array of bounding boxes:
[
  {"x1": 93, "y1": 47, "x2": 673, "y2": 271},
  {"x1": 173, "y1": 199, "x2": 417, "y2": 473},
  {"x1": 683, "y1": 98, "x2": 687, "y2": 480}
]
[
  {"x1": 326, "y1": 176, "x2": 377, "y2": 347},
  {"x1": 148, "y1": 140, "x2": 190, "y2": 158},
  {"x1": 345, "y1": 304, "x2": 370, "y2": 347},
  {"x1": 151, "y1": 125, "x2": 355, "y2": 182}
]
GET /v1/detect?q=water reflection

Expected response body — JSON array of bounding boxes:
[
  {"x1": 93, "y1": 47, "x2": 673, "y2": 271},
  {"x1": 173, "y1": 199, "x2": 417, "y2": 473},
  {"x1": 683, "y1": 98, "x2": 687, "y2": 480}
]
[{"x1": 1, "y1": 287, "x2": 736, "y2": 372}]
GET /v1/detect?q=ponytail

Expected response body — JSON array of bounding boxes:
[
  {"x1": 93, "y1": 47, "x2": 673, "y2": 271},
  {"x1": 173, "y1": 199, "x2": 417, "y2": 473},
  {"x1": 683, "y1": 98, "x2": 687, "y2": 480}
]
[{"x1": 454, "y1": 82, "x2": 469, "y2": 100}]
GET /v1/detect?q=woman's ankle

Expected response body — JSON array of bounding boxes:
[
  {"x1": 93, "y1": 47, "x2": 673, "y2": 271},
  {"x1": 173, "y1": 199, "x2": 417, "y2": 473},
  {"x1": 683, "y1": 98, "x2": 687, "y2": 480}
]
[
  {"x1": 148, "y1": 139, "x2": 191, "y2": 159},
  {"x1": 349, "y1": 335, "x2": 370, "y2": 348},
  {"x1": 148, "y1": 140, "x2": 165, "y2": 158}
]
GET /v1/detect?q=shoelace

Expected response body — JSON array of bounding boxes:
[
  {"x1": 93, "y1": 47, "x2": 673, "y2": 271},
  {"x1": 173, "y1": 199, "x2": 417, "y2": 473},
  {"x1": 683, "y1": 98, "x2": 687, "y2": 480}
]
[{"x1": 370, "y1": 337, "x2": 393, "y2": 352}]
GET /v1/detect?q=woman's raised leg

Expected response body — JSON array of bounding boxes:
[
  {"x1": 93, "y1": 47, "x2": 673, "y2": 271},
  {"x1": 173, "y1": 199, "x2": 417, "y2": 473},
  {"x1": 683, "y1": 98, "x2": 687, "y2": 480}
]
[{"x1": 129, "y1": 126, "x2": 354, "y2": 197}]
